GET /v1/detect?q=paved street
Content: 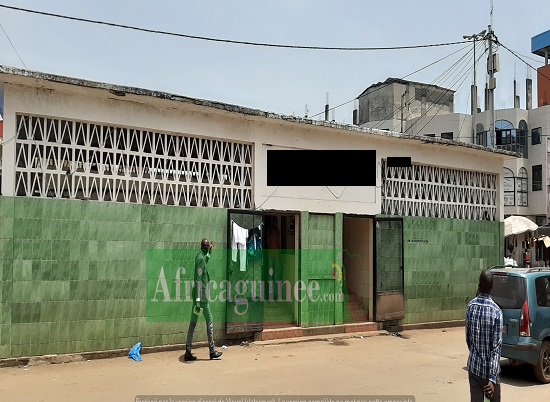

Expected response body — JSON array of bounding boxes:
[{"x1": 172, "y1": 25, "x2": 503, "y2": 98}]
[{"x1": 1, "y1": 327, "x2": 548, "y2": 401}]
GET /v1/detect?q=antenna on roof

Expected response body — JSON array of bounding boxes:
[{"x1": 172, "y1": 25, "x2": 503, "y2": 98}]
[
  {"x1": 490, "y1": 0, "x2": 494, "y2": 28},
  {"x1": 325, "y1": 92, "x2": 329, "y2": 121}
]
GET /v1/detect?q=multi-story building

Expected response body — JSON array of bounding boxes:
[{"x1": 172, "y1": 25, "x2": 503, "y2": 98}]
[
  {"x1": 357, "y1": 30, "x2": 550, "y2": 229},
  {"x1": 356, "y1": 30, "x2": 550, "y2": 267}
]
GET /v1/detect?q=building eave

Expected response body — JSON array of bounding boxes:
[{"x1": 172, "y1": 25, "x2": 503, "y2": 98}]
[{"x1": 0, "y1": 65, "x2": 518, "y2": 159}]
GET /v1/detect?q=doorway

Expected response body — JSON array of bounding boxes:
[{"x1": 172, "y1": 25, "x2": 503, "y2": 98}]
[
  {"x1": 263, "y1": 213, "x2": 300, "y2": 329},
  {"x1": 226, "y1": 210, "x2": 299, "y2": 335},
  {"x1": 343, "y1": 216, "x2": 374, "y2": 322}
]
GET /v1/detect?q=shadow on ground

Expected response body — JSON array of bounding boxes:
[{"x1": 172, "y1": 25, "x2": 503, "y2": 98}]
[
  {"x1": 461, "y1": 360, "x2": 545, "y2": 387},
  {"x1": 499, "y1": 360, "x2": 543, "y2": 387}
]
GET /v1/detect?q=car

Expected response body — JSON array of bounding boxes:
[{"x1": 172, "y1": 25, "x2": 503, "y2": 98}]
[{"x1": 489, "y1": 266, "x2": 550, "y2": 383}]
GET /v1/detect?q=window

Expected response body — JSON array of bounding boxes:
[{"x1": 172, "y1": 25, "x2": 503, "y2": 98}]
[
  {"x1": 424, "y1": 134, "x2": 435, "y2": 138},
  {"x1": 495, "y1": 120, "x2": 528, "y2": 158},
  {"x1": 535, "y1": 277, "x2": 550, "y2": 307},
  {"x1": 475, "y1": 123, "x2": 485, "y2": 146},
  {"x1": 532, "y1": 127, "x2": 542, "y2": 145},
  {"x1": 503, "y1": 167, "x2": 515, "y2": 206},
  {"x1": 532, "y1": 165, "x2": 543, "y2": 191},
  {"x1": 516, "y1": 167, "x2": 528, "y2": 206},
  {"x1": 441, "y1": 132, "x2": 453, "y2": 140},
  {"x1": 491, "y1": 274, "x2": 527, "y2": 309},
  {"x1": 518, "y1": 120, "x2": 528, "y2": 158}
]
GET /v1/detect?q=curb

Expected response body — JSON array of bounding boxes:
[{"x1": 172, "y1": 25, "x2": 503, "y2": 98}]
[
  {"x1": 0, "y1": 323, "x2": 463, "y2": 368},
  {"x1": 400, "y1": 320, "x2": 465, "y2": 332},
  {"x1": 0, "y1": 342, "x2": 209, "y2": 368},
  {"x1": 253, "y1": 330, "x2": 389, "y2": 346}
]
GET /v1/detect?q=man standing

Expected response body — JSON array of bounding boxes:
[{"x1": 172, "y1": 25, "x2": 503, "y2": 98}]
[
  {"x1": 466, "y1": 270, "x2": 503, "y2": 401},
  {"x1": 184, "y1": 238, "x2": 223, "y2": 361}
]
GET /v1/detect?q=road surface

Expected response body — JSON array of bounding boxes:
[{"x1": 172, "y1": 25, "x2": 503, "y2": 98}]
[{"x1": 1, "y1": 327, "x2": 548, "y2": 401}]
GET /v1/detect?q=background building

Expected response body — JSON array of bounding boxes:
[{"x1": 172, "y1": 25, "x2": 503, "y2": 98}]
[{"x1": 356, "y1": 30, "x2": 550, "y2": 233}]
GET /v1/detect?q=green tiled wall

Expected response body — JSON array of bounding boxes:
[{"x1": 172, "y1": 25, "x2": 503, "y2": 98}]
[
  {"x1": 0, "y1": 196, "x2": 227, "y2": 358},
  {"x1": 402, "y1": 217, "x2": 504, "y2": 324}
]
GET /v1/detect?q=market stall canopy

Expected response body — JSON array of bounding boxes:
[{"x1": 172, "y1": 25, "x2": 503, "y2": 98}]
[
  {"x1": 535, "y1": 224, "x2": 550, "y2": 237},
  {"x1": 504, "y1": 215, "x2": 538, "y2": 237}
]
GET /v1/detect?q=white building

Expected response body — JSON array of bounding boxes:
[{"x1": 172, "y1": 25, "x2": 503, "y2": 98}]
[{"x1": 355, "y1": 30, "x2": 550, "y2": 267}]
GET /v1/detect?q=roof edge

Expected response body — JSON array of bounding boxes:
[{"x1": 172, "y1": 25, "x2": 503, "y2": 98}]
[{"x1": 0, "y1": 65, "x2": 519, "y2": 159}]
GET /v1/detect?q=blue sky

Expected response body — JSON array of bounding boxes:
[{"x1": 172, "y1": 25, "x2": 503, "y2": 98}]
[{"x1": 0, "y1": 0, "x2": 547, "y2": 122}]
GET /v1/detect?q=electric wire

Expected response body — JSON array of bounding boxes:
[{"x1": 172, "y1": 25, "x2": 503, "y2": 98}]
[
  {"x1": 307, "y1": 44, "x2": 470, "y2": 119},
  {"x1": 404, "y1": 48, "x2": 483, "y2": 135},
  {"x1": 412, "y1": 50, "x2": 488, "y2": 138},
  {"x1": 497, "y1": 39, "x2": 550, "y2": 84},
  {"x1": 370, "y1": 44, "x2": 476, "y2": 130},
  {"x1": 0, "y1": 4, "x2": 469, "y2": 52},
  {"x1": 399, "y1": 42, "x2": 487, "y2": 135},
  {"x1": 375, "y1": 41, "x2": 483, "y2": 132},
  {"x1": 369, "y1": 43, "x2": 477, "y2": 132},
  {"x1": 0, "y1": 21, "x2": 27, "y2": 69}
]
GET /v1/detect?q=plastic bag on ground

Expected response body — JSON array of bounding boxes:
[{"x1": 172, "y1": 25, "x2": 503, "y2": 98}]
[{"x1": 128, "y1": 342, "x2": 142, "y2": 362}]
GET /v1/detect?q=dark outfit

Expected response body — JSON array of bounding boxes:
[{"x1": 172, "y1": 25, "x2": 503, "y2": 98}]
[
  {"x1": 466, "y1": 293, "x2": 503, "y2": 402},
  {"x1": 186, "y1": 250, "x2": 215, "y2": 355}
]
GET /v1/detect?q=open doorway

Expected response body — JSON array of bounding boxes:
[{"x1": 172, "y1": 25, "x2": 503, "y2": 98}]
[
  {"x1": 226, "y1": 211, "x2": 300, "y2": 335},
  {"x1": 263, "y1": 212, "x2": 300, "y2": 329},
  {"x1": 343, "y1": 216, "x2": 373, "y2": 322}
]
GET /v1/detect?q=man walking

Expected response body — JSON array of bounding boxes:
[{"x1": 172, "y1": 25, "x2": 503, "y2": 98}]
[
  {"x1": 466, "y1": 270, "x2": 503, "y2": 401},
  {"x1": 184, "y1": 238, "x2": 223, "y2": 361}
]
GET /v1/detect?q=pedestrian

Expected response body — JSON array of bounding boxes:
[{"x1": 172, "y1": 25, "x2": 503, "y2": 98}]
[
  {"x1": 184, "y1": 238, "x2": 223, "y2": 361},
  {"x1": 466, "y1": 270, "x2": 503, "y2": 401}
]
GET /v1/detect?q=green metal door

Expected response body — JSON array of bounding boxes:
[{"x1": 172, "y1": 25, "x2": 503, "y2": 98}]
[{"x1": 375, "y1": 217, "x2": 405, "y2": 321}]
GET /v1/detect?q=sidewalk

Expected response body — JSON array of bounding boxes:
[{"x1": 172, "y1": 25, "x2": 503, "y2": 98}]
[{"x1": 1, "y1": 327, "x2": 547, "y2": 402}]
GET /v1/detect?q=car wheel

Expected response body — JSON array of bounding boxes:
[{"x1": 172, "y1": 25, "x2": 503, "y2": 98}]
[{"x1": 534, "y1": 341, "x2": 550, "y2": 384}]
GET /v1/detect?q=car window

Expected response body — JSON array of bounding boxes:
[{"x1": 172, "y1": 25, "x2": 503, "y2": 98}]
[
  {"x1": 535, "y1": 276, "x2": 550, "y2": 307},
  {"x1": 491, "y1": 274, "x2": 527, "y2": 309}
]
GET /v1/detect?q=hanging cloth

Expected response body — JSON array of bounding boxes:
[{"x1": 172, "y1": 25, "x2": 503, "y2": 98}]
[
  {"x1": 231, "y1": 220, "x2": 249, "y2": 271},
  {"x1": 247, "y1": 225, "x2": 263, "y2": 260}
]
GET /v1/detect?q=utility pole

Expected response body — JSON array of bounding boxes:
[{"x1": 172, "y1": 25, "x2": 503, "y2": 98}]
[
  {"x1": 463, "y1": 29, "x2": 486, "y2": 142},
  {"x1": 487, "y1": 0, "x2": 498, "y2": 149},
  {"x1": 487, "y1": 25, "x2": 497, "y2": 149}
]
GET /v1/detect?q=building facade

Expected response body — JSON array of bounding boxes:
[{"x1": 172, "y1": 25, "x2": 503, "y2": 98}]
[{"x1": 0, "y1": 66, "x2": 514, "y2": 359}]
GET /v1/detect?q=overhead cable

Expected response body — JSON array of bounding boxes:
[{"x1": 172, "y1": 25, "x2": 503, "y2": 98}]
[{"x1": 0, "y1": 4, "x2": 469, "y2": 51}]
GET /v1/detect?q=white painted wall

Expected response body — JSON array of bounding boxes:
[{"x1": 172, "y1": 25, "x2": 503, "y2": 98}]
[{"x1": 1, "y1": 75, "x2": 510, "y2": 219}]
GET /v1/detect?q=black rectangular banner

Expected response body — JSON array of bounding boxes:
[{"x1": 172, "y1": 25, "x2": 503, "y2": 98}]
[
  {"x1": 387, "y1": 157, "x2": 412, "y2": 168},
  {"x1": 267, "y1": 150, "x2": 376, "y2": 186}
]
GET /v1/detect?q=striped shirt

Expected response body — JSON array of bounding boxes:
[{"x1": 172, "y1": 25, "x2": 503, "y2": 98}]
[{"x1": 466, "y1": 293, "x2": 503, "y2": 384}]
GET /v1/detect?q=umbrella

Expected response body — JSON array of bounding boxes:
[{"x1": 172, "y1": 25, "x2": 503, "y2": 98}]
[{"x1": 504, "y1": 216, "x2": 538, "y2": 237}]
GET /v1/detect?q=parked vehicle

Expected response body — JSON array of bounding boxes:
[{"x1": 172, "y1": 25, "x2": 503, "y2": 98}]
[{"x1": 489, "y1": 266, "x2": 550, "y2": 383}]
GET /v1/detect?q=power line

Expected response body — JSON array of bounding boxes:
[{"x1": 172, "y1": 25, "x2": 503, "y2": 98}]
[
  {"x1": 308, "y1": 44, "x2": 470, "y2": 119},
  {"x1": 0, "y1": 21, "x2": 27, "y2": 69},
  {"x1": 392, "y1": 52, "x2": 475, "y2": 134},
  {"x1": 513, "y1": 51, "x2": 544, "y2": 64},
  {"x1": 370, "y1": 43, "x2": 476, "y2": 131},
  {"x1": 0, "y1": 4, "x2": 469, "y2": 52},
  {"x1": 497, "y1": 39, "x2": 550, "y2": 83},
  {"x1": 401, "y1": 42, "x2": 487, "y2": 135}
]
